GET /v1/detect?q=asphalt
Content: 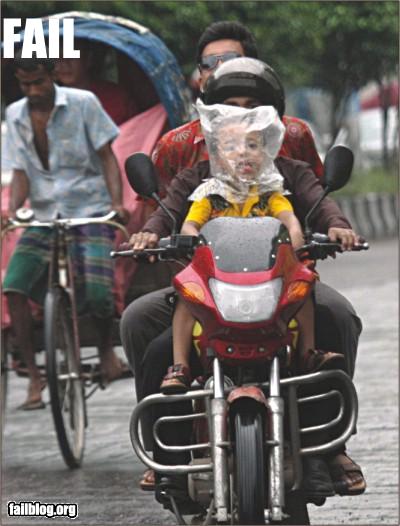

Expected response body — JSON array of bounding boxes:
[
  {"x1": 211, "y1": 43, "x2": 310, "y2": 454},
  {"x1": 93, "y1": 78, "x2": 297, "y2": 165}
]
[{"x1": 1, "y1": 238, "x2": 398, "y2": 526}]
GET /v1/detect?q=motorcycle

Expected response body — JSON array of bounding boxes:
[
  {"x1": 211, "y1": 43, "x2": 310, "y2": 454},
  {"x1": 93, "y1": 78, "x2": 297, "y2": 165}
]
[{"x1": 113, "y1": 146, "x2": 368, "y2": 525}]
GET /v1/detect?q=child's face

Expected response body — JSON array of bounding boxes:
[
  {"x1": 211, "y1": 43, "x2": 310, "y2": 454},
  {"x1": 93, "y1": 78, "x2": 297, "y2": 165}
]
[{"x1": 217, "y1": 123, "x2": 266, "y2": 182}]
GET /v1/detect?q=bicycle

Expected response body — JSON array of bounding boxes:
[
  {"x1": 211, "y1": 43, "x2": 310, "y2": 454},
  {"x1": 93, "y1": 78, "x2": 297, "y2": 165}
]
[{"x1": 1, "y1": 209, "x2": 128, "y2": 468}]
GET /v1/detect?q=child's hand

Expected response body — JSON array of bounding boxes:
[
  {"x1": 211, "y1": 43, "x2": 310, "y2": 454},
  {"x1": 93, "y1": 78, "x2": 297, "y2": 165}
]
[{"x1": 290, "y1": 230, "x2": 305, "y2": 251}]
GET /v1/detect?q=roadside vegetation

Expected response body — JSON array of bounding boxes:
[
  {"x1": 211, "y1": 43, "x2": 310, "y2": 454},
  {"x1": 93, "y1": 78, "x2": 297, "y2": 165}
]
[{"x1": 336, "y1": 165, "x2": 398, "y2": 196}]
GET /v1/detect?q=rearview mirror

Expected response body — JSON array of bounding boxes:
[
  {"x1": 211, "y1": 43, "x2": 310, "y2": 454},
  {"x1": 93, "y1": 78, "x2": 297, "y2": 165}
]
[
  {"x1": 322, "y1": 146, "x2": 354, "y2": 192},
  {"x1": 124, "y1": 152, "x2": 159, "y2": 198},
  {"x1": 124, "y1": 152, "x2": 178, "y2": 235}
]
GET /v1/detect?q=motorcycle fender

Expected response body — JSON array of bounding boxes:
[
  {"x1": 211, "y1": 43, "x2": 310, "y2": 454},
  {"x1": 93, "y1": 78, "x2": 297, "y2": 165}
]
[{"x1": 227, "y1": 386, "x2": 268, "y2": 407}]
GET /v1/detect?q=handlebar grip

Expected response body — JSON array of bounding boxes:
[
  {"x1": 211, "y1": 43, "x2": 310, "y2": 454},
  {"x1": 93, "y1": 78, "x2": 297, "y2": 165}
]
[
  {"x1": 110, "y1": 248, "x2": 160, "y2": 260},
  {"x1": 110, "y1": 249, "x2": 135, "y2": 258},
  {"x1": 352, "y1": 241, "x2": 369, "y2": 251},
  {"x1": 310, "y1": 233, "x2": 330, "y2": 243},
  {"x1": 110, "y1": 249, "x2": 152, "y2": 260}
]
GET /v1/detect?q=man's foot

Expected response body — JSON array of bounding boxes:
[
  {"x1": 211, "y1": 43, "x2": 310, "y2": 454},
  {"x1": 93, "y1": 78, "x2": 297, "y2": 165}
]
[
  {"x1": 300, "y1": 349, "x2": 345, "y2": 373},
  {"x1": 160, "y1": 364, "x2": 191, "y2": 394},
  {"x1": 100, "y1": 353, "x2": 132, "y2": 384},
  {"x1": 328, "y1": 453, "x2": 367, "y2": 495},
  {"x1": 302, "y1": 455, "x2": 335, "y2": 500},
  {"x1": 17, "y1": 378, "x2": 46, "y2": 410},
  {"x1": 140, "y1": 469, "x2": 155, "y2": 491},
  {"x1": 156, "y1": 475, "x2": 204, "y2": 515}
]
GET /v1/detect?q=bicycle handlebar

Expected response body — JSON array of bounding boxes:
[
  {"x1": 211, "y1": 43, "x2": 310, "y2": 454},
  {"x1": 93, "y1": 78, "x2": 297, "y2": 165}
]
[{"x1": 2, "y1": 210, "x2": 129, "y2": 239}]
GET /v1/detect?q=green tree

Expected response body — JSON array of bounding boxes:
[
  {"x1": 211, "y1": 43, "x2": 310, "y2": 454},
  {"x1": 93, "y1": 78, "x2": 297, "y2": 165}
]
[
  {"x1": 309, "y1": 1, "x2": 398, "y2": 157},
  {"x1": 3, "y1": 0, "x2": 398, "y2": 158}
]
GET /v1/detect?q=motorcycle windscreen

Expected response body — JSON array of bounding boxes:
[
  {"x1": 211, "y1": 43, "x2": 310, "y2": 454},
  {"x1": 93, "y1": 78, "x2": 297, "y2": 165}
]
[{"x1": 200, "y1": 216, "x2": 285, "y2": 272}]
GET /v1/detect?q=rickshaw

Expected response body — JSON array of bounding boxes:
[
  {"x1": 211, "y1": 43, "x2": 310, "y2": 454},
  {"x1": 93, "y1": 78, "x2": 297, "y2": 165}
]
[{"x1": 1, "y1": 11, "x2": 191, "y2": 467}]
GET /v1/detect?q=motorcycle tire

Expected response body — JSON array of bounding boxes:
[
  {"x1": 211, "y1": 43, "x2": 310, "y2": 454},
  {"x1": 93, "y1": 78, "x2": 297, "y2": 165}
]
[
  {"x1": 45, "y1": 287, "x2": 85, "y2": 468},
  {"x1": 234, "y1": 399, "x2": 266, "y2": 525}
]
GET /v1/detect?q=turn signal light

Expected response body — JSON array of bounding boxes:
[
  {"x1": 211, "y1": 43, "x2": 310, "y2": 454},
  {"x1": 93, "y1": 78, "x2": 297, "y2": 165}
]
[
  {"x1": 180, "y1": 282, "x2": 205, "y2": 303},
  {"x1": 286, "y1": 281, "x2": 311, "y2": 302}
]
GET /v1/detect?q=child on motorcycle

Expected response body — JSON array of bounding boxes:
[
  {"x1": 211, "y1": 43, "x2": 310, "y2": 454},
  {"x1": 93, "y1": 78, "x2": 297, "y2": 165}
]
[{"x1": 161, "y1": 102, "x2": 344, "y2": 393}]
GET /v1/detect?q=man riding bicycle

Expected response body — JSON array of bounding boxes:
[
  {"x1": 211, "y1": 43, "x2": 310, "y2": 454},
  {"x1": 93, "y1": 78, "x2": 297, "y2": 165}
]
[{"x1": 3, "y1": 55, "x2": 129, "y2": 410}]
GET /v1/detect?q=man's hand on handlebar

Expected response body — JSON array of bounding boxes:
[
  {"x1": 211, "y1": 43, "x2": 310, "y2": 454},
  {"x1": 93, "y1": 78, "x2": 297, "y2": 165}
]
[
  {"x1": 328, "y1": 227, "x2": 359, "y2": 251},
  {"x1": 128, "y1": 231, "x2": 160, "y2": 263}
]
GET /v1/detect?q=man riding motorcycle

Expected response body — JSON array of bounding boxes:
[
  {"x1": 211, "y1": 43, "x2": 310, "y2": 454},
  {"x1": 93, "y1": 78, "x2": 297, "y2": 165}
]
[
  {"x1": 123, "y1": 59, "x2": 365, "y2": 504},
  {"x1": 125, "y1": 57, "x2": 367, "y2": 508}
]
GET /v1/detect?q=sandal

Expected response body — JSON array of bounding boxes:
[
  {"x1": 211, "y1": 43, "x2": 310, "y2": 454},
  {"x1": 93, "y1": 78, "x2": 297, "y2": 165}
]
[
  {"x1": 17, "y1": 399, "x2": 46, "y2": 411},
  {"x1": 160, "y1": 364, "x2": 191, "y2": 394},
  {"x1": 139, "y1": 469, "x2": 155, "y2": 491},
  {"x1": 328, "y1": 453, "x2": 367, "y2": 495}
]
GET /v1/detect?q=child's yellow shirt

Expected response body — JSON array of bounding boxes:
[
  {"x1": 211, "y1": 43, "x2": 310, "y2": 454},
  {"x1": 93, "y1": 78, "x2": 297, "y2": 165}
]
[{"x1": 185, "y1": 191, "x2": 293, "y2": 228}]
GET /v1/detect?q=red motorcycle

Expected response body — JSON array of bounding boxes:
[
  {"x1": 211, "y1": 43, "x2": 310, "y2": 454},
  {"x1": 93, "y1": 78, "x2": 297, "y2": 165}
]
[{"x1": 114, "y1": 147, "x2": 368, "y2": 525}]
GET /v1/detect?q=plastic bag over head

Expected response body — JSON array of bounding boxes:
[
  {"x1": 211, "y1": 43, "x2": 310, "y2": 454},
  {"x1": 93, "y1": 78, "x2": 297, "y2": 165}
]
[{"x1": 191, "y1": 100, "x2": 285, "y2": 203}]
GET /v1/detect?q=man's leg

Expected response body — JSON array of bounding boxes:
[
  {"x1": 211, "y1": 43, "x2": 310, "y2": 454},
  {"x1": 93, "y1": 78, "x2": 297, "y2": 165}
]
[
  {"x1": 92, "y1": 315, "x2": 126, "y2": 381},
  {"x1": 73, "y1": 223, "x2": 126, "y2": 382},
  {"x1": 6, "y1": 292, "x2": 44, "y2": 408},
  {"x1": 141, "y1": 326, "x2": 203, "y2": 511},
  {"x1": 310, "y1": 281, "x2": 365, "y2": 493},
  {"x1": 140, "y1": 325, "x2": 202, "y2": 452},
  {"x1": 3, "y1": 227, "x2": 50, "y2": 409},
  {"x1": 314, "y1": 281, "x2": 362, "y2": 377},
  {"x1": 120, "y1": 287, "x2": 174, "y2": 400}
]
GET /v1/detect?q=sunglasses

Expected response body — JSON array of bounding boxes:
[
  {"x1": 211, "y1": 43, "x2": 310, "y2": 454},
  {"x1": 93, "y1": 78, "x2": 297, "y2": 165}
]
[{"x1": 199, "y1": 51, "x2": 242, "y2": 71}]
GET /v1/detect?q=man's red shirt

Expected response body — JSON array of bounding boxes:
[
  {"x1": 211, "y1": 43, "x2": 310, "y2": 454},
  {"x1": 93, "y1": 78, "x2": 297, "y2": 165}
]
[{"x1": 152, "y1": 116, "x2": 323, "y2": 192}]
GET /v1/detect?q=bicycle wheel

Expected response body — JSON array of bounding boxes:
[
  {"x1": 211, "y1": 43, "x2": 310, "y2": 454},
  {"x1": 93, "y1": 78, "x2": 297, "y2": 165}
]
[
  {"x1": 45, "y1": 287, "x2": 85, "y2": 468},
  {"x1": 234, "y1": 399, "x2": 266, "y2": 525},
  {"x1": 1, "y1": 329, "x2": 10, "y2": 429}
]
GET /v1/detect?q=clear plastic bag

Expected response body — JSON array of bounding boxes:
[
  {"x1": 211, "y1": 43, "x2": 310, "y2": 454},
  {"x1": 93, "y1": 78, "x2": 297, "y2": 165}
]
[{"x1": 191, "y1": 101, "x2": 286, "y2": 203}]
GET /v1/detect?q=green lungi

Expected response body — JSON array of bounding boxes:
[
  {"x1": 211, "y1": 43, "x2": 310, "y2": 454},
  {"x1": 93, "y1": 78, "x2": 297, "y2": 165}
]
[{"x1": 3, "y1": 224, "x2": 115, "y2": 319}]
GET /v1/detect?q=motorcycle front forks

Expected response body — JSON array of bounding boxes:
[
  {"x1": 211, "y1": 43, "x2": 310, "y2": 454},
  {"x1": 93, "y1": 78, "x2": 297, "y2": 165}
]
[
  {"x1": 211, "y1": 358, "x2": 229, "y2": 523},
  {"x1": 266, "y1": 356, "x2": 285, "y2": 522},
  {"x1": 211, "y1": 356, "x2": 285, "y2": 524}
]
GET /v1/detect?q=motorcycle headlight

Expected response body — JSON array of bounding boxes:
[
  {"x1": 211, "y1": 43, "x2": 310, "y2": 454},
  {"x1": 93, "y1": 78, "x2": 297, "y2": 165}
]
[{"x1": 209, "y1": 277, "x2": 283, "y2": 323}]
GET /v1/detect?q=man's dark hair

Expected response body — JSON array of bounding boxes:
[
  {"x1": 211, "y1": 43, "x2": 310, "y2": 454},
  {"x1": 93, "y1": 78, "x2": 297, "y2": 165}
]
[
  {"x1": 13, "y1": 50, "x2": 55, "y2": 73},
  {"x1": 196, "y1": 21, "x2": 258, "y2": 63}
]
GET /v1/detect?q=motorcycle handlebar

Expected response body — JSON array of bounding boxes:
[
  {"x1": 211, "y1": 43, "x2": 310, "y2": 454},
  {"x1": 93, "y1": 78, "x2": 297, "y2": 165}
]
[
  {"x1": 297, "y1": 233, "x2": 369, "y2": 261},
  {"x1": 111, "y1": 234, "x2": 200, "y2": 260},
  {"x1": 111, "y1": 233, "x2": 369, "y2": 261}
]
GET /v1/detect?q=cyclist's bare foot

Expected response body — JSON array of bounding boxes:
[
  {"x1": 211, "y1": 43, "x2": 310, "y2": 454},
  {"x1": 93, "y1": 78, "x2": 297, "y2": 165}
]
[
  {"x1": 18, "y1": 377, "x2": 46, "y2": 410},
  {"x1": 100, "y1": 351, "x2": 131, "y2": 383}
]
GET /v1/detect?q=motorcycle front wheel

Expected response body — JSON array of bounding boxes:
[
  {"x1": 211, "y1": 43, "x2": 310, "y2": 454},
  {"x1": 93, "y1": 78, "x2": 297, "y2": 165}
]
[{"x1": 234, "y1": 399, "x2": 266, "y2": 525}]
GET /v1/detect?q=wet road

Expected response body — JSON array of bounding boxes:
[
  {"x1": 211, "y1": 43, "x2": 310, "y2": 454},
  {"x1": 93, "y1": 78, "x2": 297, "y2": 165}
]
[{"x1": 1, "y1": 238, "x2": 398, "y2": 525}]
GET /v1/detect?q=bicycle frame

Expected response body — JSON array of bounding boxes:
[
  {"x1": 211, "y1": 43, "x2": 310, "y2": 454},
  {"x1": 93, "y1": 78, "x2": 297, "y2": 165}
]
[{"x1": 2, "y1": 211, "x2": 128, "y2": 467}]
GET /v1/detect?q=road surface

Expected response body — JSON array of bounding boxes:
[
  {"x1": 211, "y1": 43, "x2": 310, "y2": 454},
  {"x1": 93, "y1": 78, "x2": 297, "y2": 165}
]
[{"x1": 1, "y1": 238, "x2": 398, "y2": 525}]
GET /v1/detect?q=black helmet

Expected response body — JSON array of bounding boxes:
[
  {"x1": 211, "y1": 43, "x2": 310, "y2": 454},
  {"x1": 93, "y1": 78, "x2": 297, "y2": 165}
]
[{"x1": 203, "y1": 57, "x2": 285, "y2": 118}]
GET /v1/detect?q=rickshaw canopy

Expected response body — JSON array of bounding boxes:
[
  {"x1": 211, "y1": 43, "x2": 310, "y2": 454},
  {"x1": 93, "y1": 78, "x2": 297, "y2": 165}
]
[{"x1": 25, "y1": 11, "x2": 192, "y2": 128}]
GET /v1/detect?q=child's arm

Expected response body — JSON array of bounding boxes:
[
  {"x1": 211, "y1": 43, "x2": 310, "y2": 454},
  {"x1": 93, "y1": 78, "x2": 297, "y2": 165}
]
[
  {"x1": 181, "y1": 197, "x2": 212, "y2": 236},
  {"x1": 268, "y1": 192, "x2": 304, "y2": 250},
  {"x1": 277, "y1": 210, "x2": 304, "y2": 250},
  {"x1": 181, "y1": 221, "x2": 200, "y2": 236}
]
